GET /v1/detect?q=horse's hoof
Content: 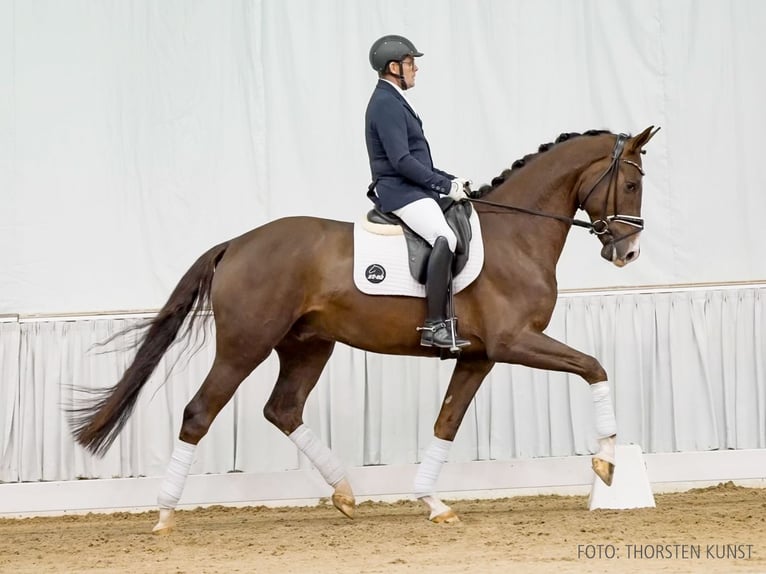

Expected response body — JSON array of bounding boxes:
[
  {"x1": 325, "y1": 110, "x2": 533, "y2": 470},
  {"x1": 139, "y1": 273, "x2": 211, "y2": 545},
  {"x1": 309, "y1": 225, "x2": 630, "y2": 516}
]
[
  {"x1": 430, "y1": 509, "x2": 460, "y2": 524},
  {"x1": 152, "y1": 508, "x2": 176, "y2": 534},
  {"x1": 592, "y1": 457, "x2": 615, "y2": 486},
  {"x1": 332, "y1": 492, "x2": 356, "y2": 519}
]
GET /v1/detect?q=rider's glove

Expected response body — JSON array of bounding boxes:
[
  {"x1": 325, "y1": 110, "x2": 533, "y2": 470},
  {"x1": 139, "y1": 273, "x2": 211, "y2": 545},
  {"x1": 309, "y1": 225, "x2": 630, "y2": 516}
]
[{"x1": 448, "y1": 178, "x2": 471, "y2": 201}]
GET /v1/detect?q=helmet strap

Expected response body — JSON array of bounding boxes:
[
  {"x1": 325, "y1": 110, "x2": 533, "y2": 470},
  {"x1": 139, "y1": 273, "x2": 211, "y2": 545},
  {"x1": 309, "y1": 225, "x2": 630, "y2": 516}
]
[{"x1": 395, "y1": 61, "x2": 407, "y2": 90}]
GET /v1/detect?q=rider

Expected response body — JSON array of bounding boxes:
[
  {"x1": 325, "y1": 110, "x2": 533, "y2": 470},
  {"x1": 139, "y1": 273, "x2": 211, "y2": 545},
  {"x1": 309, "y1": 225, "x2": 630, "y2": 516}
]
[{"x1": 365, "y1": 34, "x2": 470, "y2": 350}]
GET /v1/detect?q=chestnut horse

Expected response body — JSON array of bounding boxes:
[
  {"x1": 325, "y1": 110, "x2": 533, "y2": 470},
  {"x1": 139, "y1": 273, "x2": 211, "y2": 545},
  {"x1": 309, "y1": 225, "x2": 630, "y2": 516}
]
[{"x1": 70, "y1": 126, "x2": 659, "y2": 532}]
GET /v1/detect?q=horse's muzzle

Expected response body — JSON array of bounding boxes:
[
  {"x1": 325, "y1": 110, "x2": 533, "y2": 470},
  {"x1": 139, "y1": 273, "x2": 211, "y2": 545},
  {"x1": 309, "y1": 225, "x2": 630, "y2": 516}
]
[{"x1": 600, "y1": 236, "x2": 641, "y2": 267}]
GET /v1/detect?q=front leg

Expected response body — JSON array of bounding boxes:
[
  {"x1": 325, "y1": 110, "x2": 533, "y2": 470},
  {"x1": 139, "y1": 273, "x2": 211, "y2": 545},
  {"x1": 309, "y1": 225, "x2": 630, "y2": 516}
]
[
  {"x1": 487, "y1": 330, "x2": 617, "y2": 485},
  {"x1": 415, "y1": 357, "x2": 495, "y2": 523}
]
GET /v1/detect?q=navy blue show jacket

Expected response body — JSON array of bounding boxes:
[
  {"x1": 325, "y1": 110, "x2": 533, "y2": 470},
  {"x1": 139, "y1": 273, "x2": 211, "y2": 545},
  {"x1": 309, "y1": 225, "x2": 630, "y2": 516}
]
[{"x1": 365, "y1": 80, "x2": 454, "y2": 213}]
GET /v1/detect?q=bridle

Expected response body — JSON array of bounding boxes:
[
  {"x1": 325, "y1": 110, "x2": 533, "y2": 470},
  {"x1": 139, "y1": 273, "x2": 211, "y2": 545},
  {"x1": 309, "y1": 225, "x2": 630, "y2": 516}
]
[
  {"x1": 578, "y1": 133, "x2": 644, "y2": 242},
  {"x1": 469, "y1": 133, "x2": 645, "y2": 242}
]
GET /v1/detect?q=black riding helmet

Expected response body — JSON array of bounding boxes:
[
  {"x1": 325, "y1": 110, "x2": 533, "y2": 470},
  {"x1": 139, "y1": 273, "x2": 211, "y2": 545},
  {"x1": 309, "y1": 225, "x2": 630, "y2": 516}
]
[{"x1": 369, "y1": 35, "x2": 423, "y2": 89}]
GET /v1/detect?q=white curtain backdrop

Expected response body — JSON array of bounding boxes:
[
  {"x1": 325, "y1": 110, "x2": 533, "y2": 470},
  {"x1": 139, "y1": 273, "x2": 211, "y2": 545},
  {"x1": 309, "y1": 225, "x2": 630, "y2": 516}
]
[
  {"x1": 0, "y1": 321, "x2": 20, "y2": 482},
  {"x1": 3, "y1": 0, "x2": 766, "y2": 314},
  {"x1": 2, "y1": 286, "x2": 764, "y2": 483},
  {"x1": 2, "y1": 1, "x2": 766, "y2": 485}
]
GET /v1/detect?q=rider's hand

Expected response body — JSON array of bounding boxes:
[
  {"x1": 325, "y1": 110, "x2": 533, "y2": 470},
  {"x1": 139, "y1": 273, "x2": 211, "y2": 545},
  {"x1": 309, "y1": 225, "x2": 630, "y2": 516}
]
[
  {"x1": 453, "y1": 177, "x2": 472, "y2": 190},
  {"x1": 448, "y1": 178, "x2": 470, "y2": 201}
]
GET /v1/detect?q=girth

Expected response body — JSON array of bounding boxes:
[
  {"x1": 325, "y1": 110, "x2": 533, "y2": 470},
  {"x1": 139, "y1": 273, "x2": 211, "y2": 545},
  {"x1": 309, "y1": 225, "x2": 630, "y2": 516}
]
[{"x1": 366, "y1": 197, "x2": 473, "y2": 284}]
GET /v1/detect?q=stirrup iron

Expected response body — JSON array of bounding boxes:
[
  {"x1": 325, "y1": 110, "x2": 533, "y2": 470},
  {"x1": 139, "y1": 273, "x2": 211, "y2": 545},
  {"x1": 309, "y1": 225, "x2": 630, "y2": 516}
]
[
  {"x1": 444, "y1": 279, "x2": 470, "y2": 351},
  {"x1": 445, "y1": 317, "x2": 470, "y2": 352}
]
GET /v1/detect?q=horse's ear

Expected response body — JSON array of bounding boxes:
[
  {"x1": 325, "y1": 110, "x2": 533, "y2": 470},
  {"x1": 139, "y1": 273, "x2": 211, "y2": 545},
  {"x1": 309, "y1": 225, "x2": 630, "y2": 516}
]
[{"x1": 628, "y1": 126, "x2": 661, "y2": 154}]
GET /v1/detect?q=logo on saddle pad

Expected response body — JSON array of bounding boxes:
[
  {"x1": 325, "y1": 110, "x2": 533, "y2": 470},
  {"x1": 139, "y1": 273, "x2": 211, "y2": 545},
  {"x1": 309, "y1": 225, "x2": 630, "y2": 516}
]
[{"x1": 365, "y1": 264, "x2": 386, "y2": 283}]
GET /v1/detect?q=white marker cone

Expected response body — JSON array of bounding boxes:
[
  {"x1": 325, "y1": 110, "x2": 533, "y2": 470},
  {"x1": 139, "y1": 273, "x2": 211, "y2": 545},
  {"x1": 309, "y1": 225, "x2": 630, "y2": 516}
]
[{"x1": 589, "y1": 443, "x2": 656, "y2": 510}]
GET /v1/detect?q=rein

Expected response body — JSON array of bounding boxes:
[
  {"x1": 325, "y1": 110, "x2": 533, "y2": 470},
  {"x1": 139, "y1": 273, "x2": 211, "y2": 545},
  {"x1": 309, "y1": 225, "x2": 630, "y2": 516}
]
[
  {"x1": 468, "y1": 197, "x2": 595, "y2": 230},
  {"x1": 468, "y1": 133, "x2": 644, "y2": 239}
]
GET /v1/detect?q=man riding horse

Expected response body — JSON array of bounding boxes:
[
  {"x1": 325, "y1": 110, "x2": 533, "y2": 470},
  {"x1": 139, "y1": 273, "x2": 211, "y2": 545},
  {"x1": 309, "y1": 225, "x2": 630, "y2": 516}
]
[
  {"x1": 365, "y1": 34, "x2": 471, "y2": 351},
  {"x1": 69, "y1": 31, "x2": 660, "y2": 531}
]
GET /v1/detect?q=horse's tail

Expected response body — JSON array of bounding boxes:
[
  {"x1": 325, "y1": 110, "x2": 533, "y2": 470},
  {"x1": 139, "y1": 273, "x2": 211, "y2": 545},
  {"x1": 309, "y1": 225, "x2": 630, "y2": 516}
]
[{"x1": 69, "y1": 240, "x2": 231, "y2": 457}]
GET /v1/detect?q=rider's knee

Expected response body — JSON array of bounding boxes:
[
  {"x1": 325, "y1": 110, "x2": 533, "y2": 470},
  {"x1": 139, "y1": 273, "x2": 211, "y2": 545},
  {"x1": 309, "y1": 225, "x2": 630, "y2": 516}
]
[{"x1": 435, "y1": 231, "x2": 457, "y2": 252}]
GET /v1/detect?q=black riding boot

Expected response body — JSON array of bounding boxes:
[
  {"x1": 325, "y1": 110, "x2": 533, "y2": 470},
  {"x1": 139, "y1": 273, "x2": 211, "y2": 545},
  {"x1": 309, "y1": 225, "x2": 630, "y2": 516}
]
[{"x1": 419, "y1": 236, "x2": 470, "y2": 350}]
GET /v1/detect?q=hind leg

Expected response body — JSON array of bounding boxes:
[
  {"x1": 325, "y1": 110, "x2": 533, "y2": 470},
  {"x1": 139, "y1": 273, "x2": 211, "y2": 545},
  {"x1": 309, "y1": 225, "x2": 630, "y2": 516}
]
[
  {"x1": 153, "y1": 347, "x2": 272, "y2": 534},
  {"x1": 263, "y1": 336, "x2": 355, "y2": 518}
]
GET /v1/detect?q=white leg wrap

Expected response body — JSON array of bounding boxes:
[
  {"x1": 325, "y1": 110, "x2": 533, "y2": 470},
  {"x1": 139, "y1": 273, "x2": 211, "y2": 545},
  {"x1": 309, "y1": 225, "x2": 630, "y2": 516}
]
[
  {"x1": 420, "y1": 495, "x2": 452, "y2": 521},
  {"x1": 596, "y1": 435, "x2": 616, "y2": 464},
  {"x1": 157, "y1": 439, "x2": 196, "y2": 510},
  {"x1": 288, "y1": 424, "x2": 345, "y2": 487},
  {"x1": 591, "y1": 381, "x2": 617, "y2": 438},
  {"x1": 413, "y1": 437, "x2": 452, "y2": 498}
]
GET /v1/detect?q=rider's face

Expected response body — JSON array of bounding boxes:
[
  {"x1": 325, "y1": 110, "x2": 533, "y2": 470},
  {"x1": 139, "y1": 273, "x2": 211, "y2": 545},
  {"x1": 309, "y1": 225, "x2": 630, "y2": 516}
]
[
  {"x1": 392, "y1": 57, "x2": 418, "y2": 89},
  {"x1": 401, "y1": 57, "x2": 418, "y2": 88}
]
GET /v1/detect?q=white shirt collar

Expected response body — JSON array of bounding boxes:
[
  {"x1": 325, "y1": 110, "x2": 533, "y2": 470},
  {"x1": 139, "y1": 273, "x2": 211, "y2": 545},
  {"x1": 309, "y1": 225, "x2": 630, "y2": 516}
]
[{"x1": 382, "y1": 78, "x2": 407, "y2": 97}]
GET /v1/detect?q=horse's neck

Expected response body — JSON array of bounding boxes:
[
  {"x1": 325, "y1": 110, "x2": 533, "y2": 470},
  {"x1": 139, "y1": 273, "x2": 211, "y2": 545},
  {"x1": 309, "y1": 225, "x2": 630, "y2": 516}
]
[
  {"x1": 485, "y1": 165, "x2": 580, "y2": 258},
  {"x1": 480, "y1": 140, "x2": 609, "y2": 266}
]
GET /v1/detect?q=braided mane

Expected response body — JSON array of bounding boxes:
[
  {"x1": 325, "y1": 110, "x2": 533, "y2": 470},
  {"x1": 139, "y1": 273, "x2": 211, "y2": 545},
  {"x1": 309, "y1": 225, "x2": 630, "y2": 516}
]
[{"x1": 473, "y1": 129, "x2": 612, "y2": 198}]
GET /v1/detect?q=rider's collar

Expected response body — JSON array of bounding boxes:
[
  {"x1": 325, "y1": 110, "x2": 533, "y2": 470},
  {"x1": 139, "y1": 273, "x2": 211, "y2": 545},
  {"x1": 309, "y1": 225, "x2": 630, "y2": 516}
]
[
  {"x1": 381, "y1": 79, "x2": 419, "y2": 117},
  {"x1": 382, "y1": 78, "x2": 407, "y2": 95}
]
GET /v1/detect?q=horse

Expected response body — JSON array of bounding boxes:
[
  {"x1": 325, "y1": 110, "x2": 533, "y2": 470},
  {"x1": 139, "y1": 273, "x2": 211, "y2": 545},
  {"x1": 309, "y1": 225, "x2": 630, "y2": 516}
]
[{"x1": 69, "y1": 126, "x2": 660, "y2": 533}]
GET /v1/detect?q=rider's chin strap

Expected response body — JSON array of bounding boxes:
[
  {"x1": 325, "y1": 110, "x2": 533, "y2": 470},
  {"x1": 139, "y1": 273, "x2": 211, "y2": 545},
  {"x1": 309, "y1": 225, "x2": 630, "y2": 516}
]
[{"x1": 395, "y1": 61, "x2": 407, "y2": 90}]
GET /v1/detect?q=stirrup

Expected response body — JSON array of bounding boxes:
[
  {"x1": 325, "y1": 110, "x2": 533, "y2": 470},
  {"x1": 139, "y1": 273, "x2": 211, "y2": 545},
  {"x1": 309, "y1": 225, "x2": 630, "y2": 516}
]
[{"x1": 444, "y1": 317, "x2": 471, "y2": 351}]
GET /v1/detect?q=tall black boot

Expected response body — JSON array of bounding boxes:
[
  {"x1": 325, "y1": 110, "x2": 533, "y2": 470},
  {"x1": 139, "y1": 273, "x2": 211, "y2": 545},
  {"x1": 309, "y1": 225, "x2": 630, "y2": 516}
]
[{"x1": 419, "y1": 236, "x2": 470, "y2": 350}]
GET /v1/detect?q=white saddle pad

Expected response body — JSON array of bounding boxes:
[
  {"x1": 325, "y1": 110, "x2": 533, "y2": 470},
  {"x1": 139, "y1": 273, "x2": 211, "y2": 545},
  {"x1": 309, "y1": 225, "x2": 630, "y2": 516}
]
[{"x1": 353, "y1": 210, "x2": 484, "y2": 297}]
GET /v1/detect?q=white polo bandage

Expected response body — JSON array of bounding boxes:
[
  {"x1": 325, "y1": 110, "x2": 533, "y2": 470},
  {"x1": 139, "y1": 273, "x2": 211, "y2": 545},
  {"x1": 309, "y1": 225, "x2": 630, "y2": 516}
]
[
  {"x1": 157, "y1": 439, "x2": 196, "y2": 510},
  {"x1": 413, "y1": 437, "x2": 452, "y2": 498},
  {"x1": 288, "y1": 424, "x2": 345, "y2": 486},
  {"x1": 591, "y1": 381, "x2": 617, "y2": 438}
]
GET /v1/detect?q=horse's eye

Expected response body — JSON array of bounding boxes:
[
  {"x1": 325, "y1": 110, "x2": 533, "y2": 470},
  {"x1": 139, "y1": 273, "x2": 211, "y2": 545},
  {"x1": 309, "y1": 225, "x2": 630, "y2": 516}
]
[{"x1": 626, "y1": 182, "x2": 637, "y2": 192}]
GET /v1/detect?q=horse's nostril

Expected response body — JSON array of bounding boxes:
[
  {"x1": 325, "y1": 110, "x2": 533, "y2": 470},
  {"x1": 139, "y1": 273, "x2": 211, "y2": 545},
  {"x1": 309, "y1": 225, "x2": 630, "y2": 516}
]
[{"x1": 625, "y1": 250, "x2": 637, "y2": 262}]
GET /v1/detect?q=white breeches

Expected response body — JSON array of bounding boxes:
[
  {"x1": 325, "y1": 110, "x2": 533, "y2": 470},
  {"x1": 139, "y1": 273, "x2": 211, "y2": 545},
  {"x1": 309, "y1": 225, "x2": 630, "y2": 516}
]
[{"x1": 393, "y1": 198, "x2": 457, "y2": 251}]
